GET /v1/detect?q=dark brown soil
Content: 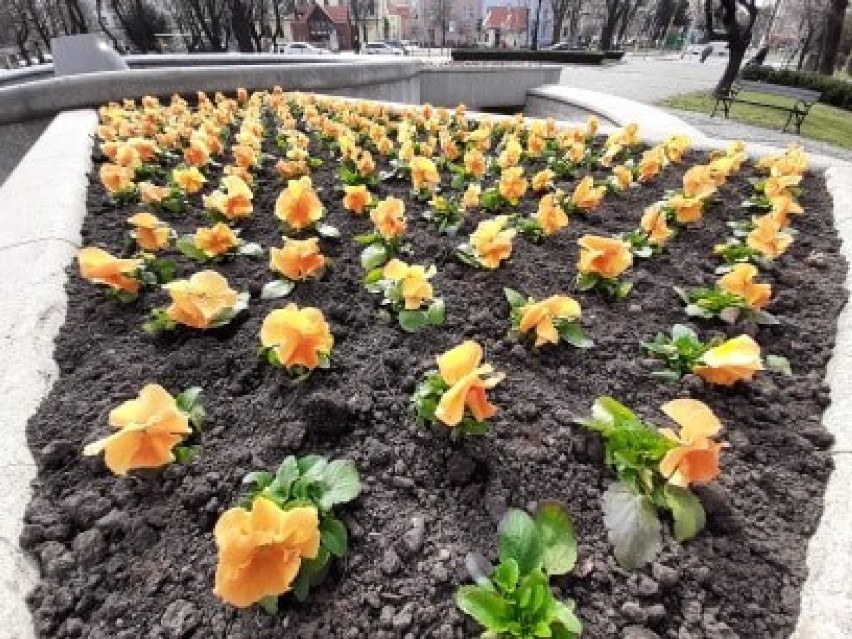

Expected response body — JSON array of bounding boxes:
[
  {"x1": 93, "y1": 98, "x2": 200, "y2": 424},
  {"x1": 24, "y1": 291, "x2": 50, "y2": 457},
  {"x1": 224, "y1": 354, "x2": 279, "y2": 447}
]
[{"x1": 22, "y1": 118, "x2": 846, "y2": 639}]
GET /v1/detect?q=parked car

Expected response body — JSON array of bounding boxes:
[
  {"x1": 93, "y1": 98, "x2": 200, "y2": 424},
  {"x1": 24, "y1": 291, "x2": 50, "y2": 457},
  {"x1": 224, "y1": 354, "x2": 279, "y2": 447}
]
[
  {"x1": 685, "y1": 41, "x2": 729, "y2": 57},
  {"x1": 385, "y1": 40, "x2": 417, "y2": 55},
  {"x1": 275, "y1": 42, "x2": 330, "y2": 55},
  {"x1": 363, "y1": 42, "x2": 404, "y2": 55}
]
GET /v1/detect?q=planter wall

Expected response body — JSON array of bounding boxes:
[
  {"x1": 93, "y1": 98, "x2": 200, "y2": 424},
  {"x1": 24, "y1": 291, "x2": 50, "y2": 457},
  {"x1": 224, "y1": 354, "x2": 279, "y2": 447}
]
[
  {"x1": 451, "y1": 48, "x2": 606, "y2": 65},
  {"x1": 420, "y1": 64, "x2": 561, "y2": 109}
]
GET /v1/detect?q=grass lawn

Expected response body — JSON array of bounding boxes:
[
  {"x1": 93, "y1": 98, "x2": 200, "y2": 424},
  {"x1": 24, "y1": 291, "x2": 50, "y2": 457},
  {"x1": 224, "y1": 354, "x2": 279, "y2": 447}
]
[{"x1": 661, "y1": 90, "x2": 852, "y2": 150}]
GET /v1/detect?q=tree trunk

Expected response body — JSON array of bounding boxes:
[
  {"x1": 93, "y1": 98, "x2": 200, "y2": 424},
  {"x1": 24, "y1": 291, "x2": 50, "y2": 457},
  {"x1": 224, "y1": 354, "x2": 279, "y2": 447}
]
[
  {"x1": 797, "y1": 25, "x2": 814, "y2": 70},
  {"x1": 600, "y1": 1, "x2": 621, "y2": 50},
  {"x1": 230, "y1": 0, "x2": 256, "y2": 52},
  {"x1": 714, "y1": 40, "x2": 747, "y2": 96},
  {"x1": 96, "y1": 0, "x2": 121, "y2": 49},
  {"x1": 818, "y1": 0, "x2": 848, "y2": 74}
]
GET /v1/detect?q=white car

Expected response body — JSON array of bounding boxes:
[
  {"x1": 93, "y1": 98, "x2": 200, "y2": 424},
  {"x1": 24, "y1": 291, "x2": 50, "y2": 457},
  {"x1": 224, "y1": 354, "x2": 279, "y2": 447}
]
[
  {"x1": 275, "y1": 42, "x2": 330, "y2": 55},
  {"x1": 363, "y1": 42, "x2": 403, "y2": 55}
]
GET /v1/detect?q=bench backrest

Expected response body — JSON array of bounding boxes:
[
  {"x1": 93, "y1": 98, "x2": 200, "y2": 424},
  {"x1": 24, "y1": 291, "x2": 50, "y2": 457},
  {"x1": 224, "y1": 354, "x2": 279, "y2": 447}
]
[{"x1": 737, "y1": 80, "x2": 822, "y2": 102}]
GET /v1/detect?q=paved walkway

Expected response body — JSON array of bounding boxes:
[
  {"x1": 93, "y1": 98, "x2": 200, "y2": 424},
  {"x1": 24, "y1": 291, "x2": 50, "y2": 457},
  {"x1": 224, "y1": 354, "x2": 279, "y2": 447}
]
[{"x1": 559, "y1": 55, "x2": 852, "y2": 161}]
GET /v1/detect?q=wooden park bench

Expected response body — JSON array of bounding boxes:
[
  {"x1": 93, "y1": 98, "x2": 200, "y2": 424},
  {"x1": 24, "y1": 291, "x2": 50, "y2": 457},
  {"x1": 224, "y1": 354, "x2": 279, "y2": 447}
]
[{"x1": 711, "y1": 80, "x2": 822, "y2": 134}]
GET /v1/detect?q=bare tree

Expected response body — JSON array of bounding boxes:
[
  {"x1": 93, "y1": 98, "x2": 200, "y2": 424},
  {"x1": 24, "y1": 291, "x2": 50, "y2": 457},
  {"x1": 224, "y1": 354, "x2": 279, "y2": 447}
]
[
  {"x1": 704, "y1": 0, "x2": 759, "y2": 96},
  {"x1": 818, "y1": 0, "x2": 849, "y2": 73},
  {"x1": 550, "y1": 0, "x2": 574, "y2": 44},
  {"x1": 601, "y1": 0, "x2": 644, "y2": 50},
  {"x1": 110, "y1": 0, "x2": 169, "y2": 52}
]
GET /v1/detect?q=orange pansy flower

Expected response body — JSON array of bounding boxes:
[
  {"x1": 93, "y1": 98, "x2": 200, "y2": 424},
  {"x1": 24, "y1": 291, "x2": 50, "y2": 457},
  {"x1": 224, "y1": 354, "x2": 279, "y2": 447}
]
[
  {"x1": 535, "y1": 192, "x2": 568, "y2": 236},
  {"x1": 693, "y1": 335, "x2": 763, "y2": 386},
  {"x1": 204, "y1": 175, "x2": 254, "y2": 221},
  {"x1": 577, "y1": 235, "x2": 632, "y2": 279},
  {"x1": 769, "y1": 194, "x2": 803, "y2": 227},
  {"x1": 82, "y1": 384, "x2": 192, "y2": 476},
  {"x1": 518, "y1": 295, "x2": 581, "y2": 347},
  {"x1": 78, "y1": 247, "x2": 142, "y2": 294},
  {"x1": 747, "y1": 214, "x2": 794, "y2": 259},
  {"x1": 659, "y1": 399, "x2": 725, "y2": 488},
  {"x1": 499, "y1": 166, "x2": 528, "y2": 204},
  {"x1": 164, "y1": 270, "x2": 240, "y2": 329},
  {"x1": 571, "y1": 176, "x2": 606, "y2": 211},
  {"x1": 194, "y1": 223, "x2": 241, "y2": 258},
  {"x1": 462, "y1": 183, "x2": 481, "y2": 209},
  {"x1": 259, "y1": 303, "x2": 334, "y2": 370},
  {"x1": 172, "y1": 166, "x2": 207, "y2": 194},
  {"x1": 128, "y1": 212, "x2": 171, "y2": 251},
  {"x1": 682, "y1": 165, "x2": 717, "y2": 200},
  {"x1": 612, "y1": 165, "x2": 633, "y2": 191},
  {"x1": 434, "y1": 341, "x2": 504, "y2": 427},
  {"x1": 370, "y1": 196, "x2": 407, "y2": 240},
  {"x1": 270, "y1": 237, "x2": 326, "y2": 281},
  {"x1": 532, "y1": 169, "x2": 555, "y2": 193},
  {"x1": 471, "y1": 216, "x2": 516, "y2": 269},
  {"x1": 764, "y1": 174, "x2": 801, "y2": 199},
  {"x1": 275, "y1": 176, "x2": 324, "y2": 231},
  {"x1": 100, "y1": 163, "x2": 135, "y2": 195},
  {"x1": 717, "y1": 263, "x2": 771, "y2": 310},
  {"x1": 667, "y1": 193, "x2": 704, "y2": 224},
  {"x1": 383, "y1": 259, "x2": 435, "y2": 310},
  {"x1": 410, "y1": 156, "x2": 440, "y2": 192},
  {"x1": 343, "y1": 184, "x2": 372, "y2": 215},
  {"x1": 214, "y1": 498, "x2": 320, "y2": 607},
  {"x1": 640, "y1": 204, "x2": 673, "y2": 246}
]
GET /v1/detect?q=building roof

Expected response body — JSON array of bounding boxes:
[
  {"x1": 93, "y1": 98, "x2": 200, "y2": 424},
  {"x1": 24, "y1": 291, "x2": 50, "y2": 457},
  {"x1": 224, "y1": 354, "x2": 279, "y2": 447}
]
[
  {"x1": 483, "y1": 6, "x2": 528, "y2": 32},
  {"x1": 300, "y1": 3, "x2": 350, "y2": 24}
]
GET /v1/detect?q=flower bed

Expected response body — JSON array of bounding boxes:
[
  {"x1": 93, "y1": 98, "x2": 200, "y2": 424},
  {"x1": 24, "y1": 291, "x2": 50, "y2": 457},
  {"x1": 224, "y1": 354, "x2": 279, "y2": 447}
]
[{"x1": 22, "y1": 91, "x2": 847, "y2": 638}]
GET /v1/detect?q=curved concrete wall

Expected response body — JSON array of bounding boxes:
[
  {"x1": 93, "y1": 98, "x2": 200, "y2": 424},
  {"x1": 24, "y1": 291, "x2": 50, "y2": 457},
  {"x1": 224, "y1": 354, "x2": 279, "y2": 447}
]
[
  {"x1": 420, "y1": 65, "x2": 561, "y2": 109},
  {"x1": 0, "y1": 53, "x2": 406, "y2": 88},
  {"x1": 0, "y1": 61, "x2": 422, "y2": 125}
]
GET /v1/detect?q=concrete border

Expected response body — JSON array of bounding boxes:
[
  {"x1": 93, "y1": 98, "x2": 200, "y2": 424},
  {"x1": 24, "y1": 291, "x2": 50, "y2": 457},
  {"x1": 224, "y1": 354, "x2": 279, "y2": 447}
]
[
  {"x1": 0, "y1": 60, "x2": 423, "y2": 125},
  {"x1": 0, "y1": 93, "x2": 849, "y2": 639},
  {"x1": 527, "y1": 84, "x2": 706, "y2": 141},
  {"x1": 0, "y1": 109, "x2": 97, "y2": 639}
]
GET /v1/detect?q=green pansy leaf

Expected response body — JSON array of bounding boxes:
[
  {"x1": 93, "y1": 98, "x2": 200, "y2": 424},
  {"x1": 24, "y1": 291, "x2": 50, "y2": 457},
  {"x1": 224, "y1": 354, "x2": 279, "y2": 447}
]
[
  {"x1": 261, "y1": 279, "x2": 295, "y2": 300},
  {"x1": 176, "y1": 235, "x2": 210, "y2": 262},
  {"x1": 398, "y1": 310, "x2": 430, "y2": 333},
  {"x1": 498, "y1": 508, "x2": 544, "y2": 577},
  {"x1": 557, "y1": 322, "x2": 594, "y2": 349},
  {"x1": 503, "y1": 287, "x2": 527, "y2": 309},
  {"x1": 361, "y1": 243, "x2": 389, "y2": 270},
  {"x1": 320, "y1": 515, "x2": 349, "y2": 557},
  {"x1": 237, "y1": 242, "x2": 265, "y2": 258},
  {"x1": 491, "y1": 557, "x2": 520, "y2": 592},
  {"x1": 317, "y1": 459, "x2": 361, "y2": 510},
  {"x1": 534, "y1": 501, "x2": 577, "y2": 576},
  {"x1": 427, "y1": 298, "x2": 446, "y2": 326},
  {"x1": 242, "y1": 470, "x2": 274, "y2": 488},
  {"x1": 766, "y1": 353, "x2": 793, "y2": 376},
  {"x1": 274, "y1": 456, "x2": 300, "y2": 494},
  {"x1": 592, "y1": 396, "x2": 637, "y2": 425},
  {"x1": 663, "y1": 484, "x2": 707, "y2": 541},
  {"x1": 316, "y1": 223, "x2": 340, "y2": 239},
  {"x1": 292, "y1": 547, "x2": 331, "y2": 602},
  {"x1": 259, "y1": 595, "x2": 278, "y2": 615},
  {"x1": 455, "y1": 585, "x2": 512, "y2": 631},
  {"x1": 602, "y1": 482, "x2": 662, "y2": 570},
  {"x1": 175, "y1": 386, "x2": 203, "y2": 413}
]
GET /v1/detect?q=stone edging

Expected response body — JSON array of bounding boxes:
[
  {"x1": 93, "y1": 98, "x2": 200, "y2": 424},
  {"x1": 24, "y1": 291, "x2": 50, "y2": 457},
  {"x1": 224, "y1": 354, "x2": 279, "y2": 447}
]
[
  {"x1": 0, "y1": 109, "x2": 97, "y2": 639},
  {"x1": 0, "y1": 96, "x2": 849, "y2": 639}
]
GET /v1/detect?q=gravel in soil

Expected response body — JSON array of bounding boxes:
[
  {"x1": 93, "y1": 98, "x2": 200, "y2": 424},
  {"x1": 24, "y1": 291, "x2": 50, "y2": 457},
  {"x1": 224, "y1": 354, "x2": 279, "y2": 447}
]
[{"x1": 22, "y1": 121, "x2": 847, "y2": 639}]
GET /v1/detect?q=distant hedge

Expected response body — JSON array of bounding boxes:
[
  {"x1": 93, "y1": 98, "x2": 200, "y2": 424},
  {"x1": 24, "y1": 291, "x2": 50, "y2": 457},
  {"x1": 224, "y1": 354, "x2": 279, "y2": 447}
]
[
  {"x1": 451, "y1": 49, "x2": 605, "y2": 65},
  {"x1": 741, "y1": 65, "x2": 852, "y2": 111}
]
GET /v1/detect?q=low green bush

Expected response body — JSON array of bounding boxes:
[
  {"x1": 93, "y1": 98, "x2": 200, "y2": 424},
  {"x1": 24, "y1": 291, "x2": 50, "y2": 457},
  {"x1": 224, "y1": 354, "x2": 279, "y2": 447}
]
[{"x1": 741, "y1": 65, "x2": 852, "y2": 111}]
